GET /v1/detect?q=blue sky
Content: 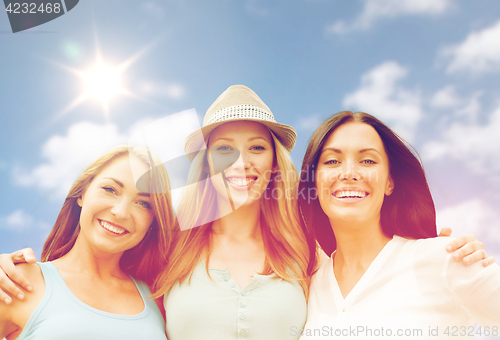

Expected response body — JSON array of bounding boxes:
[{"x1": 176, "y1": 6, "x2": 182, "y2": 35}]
[{"x1": 1, "y1": 0, "x2": 500, "y2": 259}]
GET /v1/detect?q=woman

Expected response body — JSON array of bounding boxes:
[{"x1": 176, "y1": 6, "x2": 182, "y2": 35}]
[
  {"x1": 153, "y1": 85, "x2": 310, "y2": 340},
  {"x1": 0, "y1": 146, "x2": 173, "y2": 340},
  {"x1": 298, "y1": 111, "x2": 500, "y2": 339},
  {"x1": 0, "y1": 87, "x2": 492, "y2": 340}
]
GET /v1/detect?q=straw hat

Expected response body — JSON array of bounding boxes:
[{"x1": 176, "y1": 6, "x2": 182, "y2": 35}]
[{"x1": 184, "y1": 85, "x2": 297, "y2": 160}]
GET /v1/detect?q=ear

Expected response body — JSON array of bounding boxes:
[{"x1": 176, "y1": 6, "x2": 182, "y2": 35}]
[
  {"x1": 77, "y1": 197, "x2": 83, "y2": 207},
  {"x1": 385, "y1": 176, "x2": 395, "y2": 196}
]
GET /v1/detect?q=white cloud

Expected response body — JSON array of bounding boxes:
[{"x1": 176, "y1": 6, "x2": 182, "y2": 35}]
[
  {"x1": 441, "y1": 20, "x2": 500, "y2": 75},
  {"x1": 12, "y1": 110, "x2": 203, "y2": 202},
  {"x1": 0, "y1": 209, "x2": 50, "y2": 232},
  {"x1": 423, "y1": 103, "x2": 500, "y2": 175},
  {"x1": 430, "y1": 86, "x2": 482, "y2": 122},
  {"x1": 327, "y1": 0, "x2": 452, "y2": 34},
  {"x1": 436, "y1": 199, "x2": 500, "y2": 257},
  {"x1": 342, "y1": 61, "x2": 422, "y2": 141},
  {"x1": 430, "y1": 85, "x2": 460, "y2": 109},
  {"x1": 137, "y1": 81, "x2": 186, "y2": 100},
  {"x1": 13, "y1": 121, "x2": 127, "y2": 199}
]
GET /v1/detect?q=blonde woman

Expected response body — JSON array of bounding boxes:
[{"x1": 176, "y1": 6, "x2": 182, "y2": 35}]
[
  {"x1": 0, "y1": 146, "x2": 173, "y2": 339},
  {"x1": 151, "y1": 85, "x2": 310, "y2": 340}
]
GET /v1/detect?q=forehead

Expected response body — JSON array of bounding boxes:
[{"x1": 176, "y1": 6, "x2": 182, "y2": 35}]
[
  {"x1": 209, "y1": 121, "x2": 272, "y2": 144},
  {"x1": 95, "y1": 155, "x2": 149, "y2": 182},
  {"x1": 322, "y1": 122, "x2": 386, "y2": 154}
]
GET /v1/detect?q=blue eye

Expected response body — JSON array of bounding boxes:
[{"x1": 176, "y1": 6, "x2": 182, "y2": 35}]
[
  {"x1": 251, "y1": 146, "x2": 265, "y2": 151},
  {"x1": 362, "y1": 159, "x2": 376, "y2": 165}
]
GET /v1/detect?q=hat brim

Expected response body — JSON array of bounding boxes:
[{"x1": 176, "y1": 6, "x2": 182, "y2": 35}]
[{"x1": 184, "y1": 118, "x2": 297, "y2": 161}]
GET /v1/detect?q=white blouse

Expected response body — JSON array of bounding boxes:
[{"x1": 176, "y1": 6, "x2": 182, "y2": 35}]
[{"x1": 301, "y1": 236, "x2": 500, "y2": 340}]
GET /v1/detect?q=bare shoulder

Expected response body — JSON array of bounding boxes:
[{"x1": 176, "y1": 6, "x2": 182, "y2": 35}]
[
  {"x1": 0, "y1": 263, "x2": 44, "y2": 339},
  {"x1": 2, "y1": 263, "x2": 46, "y2": 337}
]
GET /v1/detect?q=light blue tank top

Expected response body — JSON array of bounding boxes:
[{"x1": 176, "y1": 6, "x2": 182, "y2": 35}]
[{"x1": 17, "y1": 262, "x2": 167, "y2": 340}]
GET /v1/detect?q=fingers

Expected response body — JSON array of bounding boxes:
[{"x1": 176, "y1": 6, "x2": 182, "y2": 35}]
[
  {"x1": 482, "y1": 256, "x2": 496, "y2": 267},
  {"x1": 11, "y1": 248, "x2": 37, "y2": 264},
  {"x1": 0, "y1": 253, "x2": 34, "y2": 304},
  {"x1": 438, "y1": 227, "x2": 453, "y2": 237},
  {"x1": 0, "y1": 265, "x2": 26, "y2": 304},
  {"x1": 445, "y1": 234, "x2": 478, "y2": 253}
]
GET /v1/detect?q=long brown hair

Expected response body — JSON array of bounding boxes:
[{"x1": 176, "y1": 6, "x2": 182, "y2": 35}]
[
  {"x1": 153, "y1": 131, "x2": 310, "y2": 298},
  {"x1": 299, "y1": 112, "x2": 437, "y2": 274},
  {"x1": 42, "y1": 145, "x2": 174, "y2": 285}
]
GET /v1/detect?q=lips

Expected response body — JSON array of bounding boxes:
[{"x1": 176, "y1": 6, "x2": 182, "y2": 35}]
[
  {"x1": 225, "y1": 176, "x2": 257, "y2": 189},
  {"x1": 333, "y1": 187, "x2": 369, "y2": 199},
  {"x1": 99, "y1": 220, "x2": 128, "y2": 235}
]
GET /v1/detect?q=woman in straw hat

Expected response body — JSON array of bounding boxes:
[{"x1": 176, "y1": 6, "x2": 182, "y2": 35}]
[
  {"x1": 152, "y1": 85, "x2": 310, "y2": 340},
  {"x1": 0, "y1": 146, "x2": 172, "y2": 340}
]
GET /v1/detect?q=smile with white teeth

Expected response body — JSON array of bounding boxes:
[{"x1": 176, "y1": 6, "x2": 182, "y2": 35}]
[
  {"x1": 226, "y1": 177, "x2": 256, "y2": 187},
  {"x1": 335, "y1": 191, "x2": 367, "y2": 199},
  {"x1": 100, "y1": 220, "x2": 127, "y2": 235}
]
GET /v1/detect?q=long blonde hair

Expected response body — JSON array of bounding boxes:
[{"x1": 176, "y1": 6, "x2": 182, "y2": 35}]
[
  {"x1": 42, "y1": 145, "x2": 174, "y2": 285},
  {"x1": 153, "y1": 131, "x2": 310, "y2": 298}
]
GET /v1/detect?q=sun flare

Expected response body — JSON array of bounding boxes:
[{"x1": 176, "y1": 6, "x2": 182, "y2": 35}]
[
  {"x1": 56, "y1": 42, "x2": 154, "y2": 119},
  {"x1": 82, "y1": 62, "x2": 125, "y2": 106}
]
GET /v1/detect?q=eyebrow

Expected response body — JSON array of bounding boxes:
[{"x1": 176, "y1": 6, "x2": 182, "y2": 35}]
[
  {"x1": 321, "y1": 147, "x2": 382, "y2": 155},
  {"x1": 102, "y1": 177, "x2": 151, "y2": 197}
]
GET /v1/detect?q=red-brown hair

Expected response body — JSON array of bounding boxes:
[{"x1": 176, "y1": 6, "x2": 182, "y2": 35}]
[{"x1": 299, "y1": 112, "x2": 437, "y2": 275}]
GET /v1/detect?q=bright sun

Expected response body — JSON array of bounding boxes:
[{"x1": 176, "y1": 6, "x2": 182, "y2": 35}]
[
  {"x1": 57, "y1": 42, "x2": 155, "y2": 119},
  {"x1": 59, "y1": 52, "x2": 139, "y2": 118},
  {"x1": 82, "y1": 62, "x2": 124, "y2": 105}
]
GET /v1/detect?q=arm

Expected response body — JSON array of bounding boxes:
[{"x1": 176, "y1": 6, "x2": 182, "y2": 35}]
[
  {"x1": 439, "y1": 228, "x2": 495, "y2": 267},
  {"x1": 0, "y1": 249, "x2": 37, "y2": 304}
]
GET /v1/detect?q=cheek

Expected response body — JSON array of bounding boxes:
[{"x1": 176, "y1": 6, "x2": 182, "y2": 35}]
[
  {"x1": 137, "y1": 210, "x2": 155, "y2": 232},
  {"x1": 315, "y1": 168, "x2": 336, "y2": 192},
  {"x1": 209, "y1": 173, "x2": 226, "y2": 193}
]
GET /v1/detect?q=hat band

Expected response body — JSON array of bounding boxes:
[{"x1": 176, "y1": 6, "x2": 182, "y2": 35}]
[{"x1": 204, "y1": 104, "x2": 276, "y2": 126}]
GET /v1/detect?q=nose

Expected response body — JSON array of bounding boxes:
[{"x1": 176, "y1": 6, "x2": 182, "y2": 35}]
[
  {"x1": 231, "y1": 151, "x2": 251, "y2": 170},
  {"x1": 338, "y1": 161, "x2": 360, "y2": 181},
  {"x1": 110, "y1": 197, "x2": 131, "y2": 220}
]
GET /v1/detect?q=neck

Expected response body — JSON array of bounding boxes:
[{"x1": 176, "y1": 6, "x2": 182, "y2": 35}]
[
  {"x1": 330, "y1": 216, "x2": 391, "y2": 272},
  {"x1": 54, "y1": 236, "x2": 127, "y2": 280},
  {"x1": 213, "y1": 198, "x2": 262, "y2": 242}
]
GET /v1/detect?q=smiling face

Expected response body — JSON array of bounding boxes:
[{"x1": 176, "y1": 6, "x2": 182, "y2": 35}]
[
  {"x1": 76, "y1": 155, "x2": 155, "y2": 255},
  {"x1": 207, "y1": 121, "x2": 276, "y2": 209},
  {"x1": 315, "y1": 122, "x2": 394, "y2": 227}
]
